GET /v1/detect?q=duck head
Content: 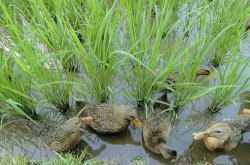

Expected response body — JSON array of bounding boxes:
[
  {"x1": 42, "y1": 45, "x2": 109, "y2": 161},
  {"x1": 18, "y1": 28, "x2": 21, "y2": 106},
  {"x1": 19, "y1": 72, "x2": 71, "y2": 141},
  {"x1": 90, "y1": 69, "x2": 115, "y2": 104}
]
[
  {"x1": 117, "y1": 105, "x2": 142, "y2": 128},
  {"x1": 193, "y1": 123, "x2": 232, "y2": 143},
  {"x1": 197, "y1": 68, "x2": 217, "y2": 80},
  {"x1": 159, "y1": 144, "x2": 177, "y2": 159},
  {"x1": 197, "y1": 69, "x2": 211, "y2": 76},
  {"x1": 62, "y1": 116, "x2": 93, "y2": 132}
]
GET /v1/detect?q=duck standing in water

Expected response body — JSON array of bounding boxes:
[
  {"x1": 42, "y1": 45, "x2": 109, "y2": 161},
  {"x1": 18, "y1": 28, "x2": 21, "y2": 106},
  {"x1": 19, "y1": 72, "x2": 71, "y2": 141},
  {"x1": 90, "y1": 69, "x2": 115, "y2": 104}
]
[
  {"x1": 76, "y1": 102, "x2": 142, "y2": 133},
  {"x1": 143, "y1": 111, "x2": 177, "y2": 159},
  {"x1": 193, "y1": 114, "x2": 250, "y2": 152},
  {"x1": 25, "y1": 116, "x2": 93, "y2": 152}
]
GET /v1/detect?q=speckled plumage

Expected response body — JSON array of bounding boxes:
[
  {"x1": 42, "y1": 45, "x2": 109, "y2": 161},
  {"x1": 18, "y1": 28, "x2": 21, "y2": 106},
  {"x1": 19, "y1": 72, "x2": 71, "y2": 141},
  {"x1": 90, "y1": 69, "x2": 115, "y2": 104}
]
[
  {"x1": 77, "y1": 102, "x2": 139, "y2": 133},
  {"x1": 143, "y1": 112, "x2": 176, "y2": 159},
  {"x1": 24, "y1": 117, "x2": 85, "y2": 152},
  {"x1": 218, "y1": 115, "x2": 250, "y2": 132}
]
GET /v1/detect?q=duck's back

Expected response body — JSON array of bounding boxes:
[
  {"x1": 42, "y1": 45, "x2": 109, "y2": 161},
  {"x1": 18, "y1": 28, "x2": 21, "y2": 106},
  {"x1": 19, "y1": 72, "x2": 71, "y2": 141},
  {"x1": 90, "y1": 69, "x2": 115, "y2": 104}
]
[
  {"x1": 84, "y1": 104, "x2": 129, "y2": 133},
  {"x1": 44, "y1": 126, "x2": 81, "y2": 152},
  {"x1": 143, "y1": 114, "x2": 171, "y2": 150},
  {"x1": 24, "y1": 117, "x2": 81, "y2": 152},
  {"x1": 23, "y1": 116, "x2": 59, "y2": 137}
]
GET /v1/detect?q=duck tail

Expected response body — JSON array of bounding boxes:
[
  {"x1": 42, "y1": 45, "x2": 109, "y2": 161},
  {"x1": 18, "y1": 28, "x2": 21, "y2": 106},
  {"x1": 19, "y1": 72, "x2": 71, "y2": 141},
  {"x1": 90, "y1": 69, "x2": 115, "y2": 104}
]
[
  {"x1": 21, "y1": 118, "x2": 42, "y2": 135},
  {"x1": 235, "y1": 114, "x2": 250, "y2": 132}
]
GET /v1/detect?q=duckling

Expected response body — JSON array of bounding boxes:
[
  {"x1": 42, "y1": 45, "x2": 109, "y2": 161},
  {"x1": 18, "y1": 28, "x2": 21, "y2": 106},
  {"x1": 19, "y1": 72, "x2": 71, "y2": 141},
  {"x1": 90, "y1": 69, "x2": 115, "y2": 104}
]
[
  {"x1": 143, "y1": 112, "x2": 176, "y2": 159},
  {"x1": 193, "y1": 115, "x2": 250, "y2": 152},
  {"x1": 25, "y1": 116, "x2": 93, "y2": 152},
  {"x1": 76, "y1": 102, "x2": 142, "y2": 133}
]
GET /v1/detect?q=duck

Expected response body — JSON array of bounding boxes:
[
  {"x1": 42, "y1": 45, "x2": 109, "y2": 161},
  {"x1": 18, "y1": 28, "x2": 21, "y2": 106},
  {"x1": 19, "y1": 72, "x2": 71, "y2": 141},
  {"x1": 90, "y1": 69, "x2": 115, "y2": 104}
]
[
  {"x1": 196, "y1": 68, "x2": 212, "y2": 77},
  {"x1": 76, "y1": 101, "x2": 142, "y2": 133},
  {"x1": 193, "y1": 114, "x2": 250, "y2": 152},
  {"x1": 142, "y1": 111, "x2": 177, "y2": 159},
  {"x1": 159, "y1": 67, "x2": 215, "y2": 93},
  {"x1": 25, "y1": 116, "x2": 93, "y2": 152}
]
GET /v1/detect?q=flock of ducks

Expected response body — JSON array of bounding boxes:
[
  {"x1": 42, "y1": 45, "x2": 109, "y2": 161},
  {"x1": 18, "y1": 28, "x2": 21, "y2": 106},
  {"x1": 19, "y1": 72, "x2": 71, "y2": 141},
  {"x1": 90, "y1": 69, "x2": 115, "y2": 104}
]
[
  {"x1": 18, "y1": 67, "x2": 250, "y2": 160},
  {"x1": 22, "y1": 98, "x2": 250, "y2": 160}
]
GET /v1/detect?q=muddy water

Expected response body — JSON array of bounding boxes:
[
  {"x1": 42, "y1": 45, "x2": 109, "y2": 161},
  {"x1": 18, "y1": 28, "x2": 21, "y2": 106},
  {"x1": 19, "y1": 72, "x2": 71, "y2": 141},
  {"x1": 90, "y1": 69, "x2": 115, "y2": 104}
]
[{"x1": 0, "y1": 38, "x2": 249, "y2": 165}]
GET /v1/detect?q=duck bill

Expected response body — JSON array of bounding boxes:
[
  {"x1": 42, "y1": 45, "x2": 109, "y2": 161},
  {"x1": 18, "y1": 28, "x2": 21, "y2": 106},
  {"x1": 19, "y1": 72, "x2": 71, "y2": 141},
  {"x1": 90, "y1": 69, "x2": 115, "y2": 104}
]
[
  {"x1": 131, "y1": 119, "x2": 142, "y2": 128},
  {"x1": 243, "y1": 108, "x2": 250, "y2": 115},
  {"x1": 193, "y1": 131, "x2": 209, "y2": 140},
  {"x1": 81, "y1": 116, "x2": 93, "y2": 124}
]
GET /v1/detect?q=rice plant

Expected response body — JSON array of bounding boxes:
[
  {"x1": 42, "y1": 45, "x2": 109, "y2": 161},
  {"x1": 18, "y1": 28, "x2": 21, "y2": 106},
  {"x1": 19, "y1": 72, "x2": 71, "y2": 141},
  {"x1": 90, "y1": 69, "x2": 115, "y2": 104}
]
[
  {"x1": 0, "y1": 151, "x2": 88, "y2": 165},
  {"x1": 31, "y1": 53, "x2": 74, "y2": 113},
  {"x1": 208, "y1": 46, "x2": 250, "y2": 113},
  {"x1": 0, "y1": 50, "x2": 38, "y2": 119},
  {"x1": 130, "y1": 156, "x2": 148, "y2": 165},
  {"x1": 0, "y1": 0, "x2": 249, "y2": 118},
  {"x1": 170, "y1": 4, "x2": 235, "y2": 111},
  {"x1": 0, "y1": 151, "x2": 116, "y2": 165},
  {"x1": 14, "y1": 0, "x2": 87, "y2": 72},
  {"x1": 0, "y1": 1, "x2": 73, "y2": 113},
  {"x1": 205, "y1": 0, "x2": 249, "y2": 68},
  {"x1": 71, "y1": 0, "x2": 124, "y2": 103},
  {"x1": 0, "y1": 153, "x2": 36, "y2": 165},
  {"x1": 120, "y1": 0, "x2": 182, "y2": 109},
  {"x1": 121, "y1": 0, "x2": 213, "y2": 111}
]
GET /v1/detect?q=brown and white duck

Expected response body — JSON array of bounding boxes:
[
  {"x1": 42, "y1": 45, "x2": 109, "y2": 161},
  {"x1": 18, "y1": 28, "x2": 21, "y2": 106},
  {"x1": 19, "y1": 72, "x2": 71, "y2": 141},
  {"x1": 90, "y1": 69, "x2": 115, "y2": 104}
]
[{"x1": 193, "y1": 114, "x2": 250, "y2": 152}]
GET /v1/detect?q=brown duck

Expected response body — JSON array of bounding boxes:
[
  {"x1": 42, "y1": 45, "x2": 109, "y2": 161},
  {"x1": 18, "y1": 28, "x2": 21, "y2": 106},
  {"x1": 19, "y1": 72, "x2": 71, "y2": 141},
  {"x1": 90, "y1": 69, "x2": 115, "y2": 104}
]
[
  {"x1": 193, "y1": 114, "x2": 250, "y2": 152},
  {"x1": 160, "y1": 68, "x2": 215, "y2": 93},
  {"x1": 25, "y1": 116, "x2": 93, "y2": 152},
  {"x1": 143, "y1": 111, "x2": 176, "y2": 159},
  {"x1": 76, "y1": 102, "x2": 142, "y2": 133}
]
